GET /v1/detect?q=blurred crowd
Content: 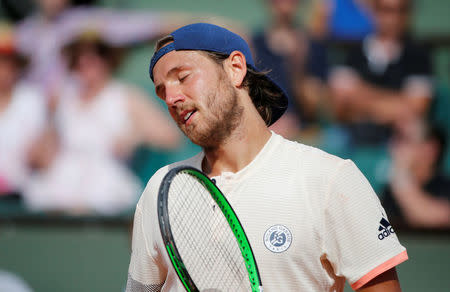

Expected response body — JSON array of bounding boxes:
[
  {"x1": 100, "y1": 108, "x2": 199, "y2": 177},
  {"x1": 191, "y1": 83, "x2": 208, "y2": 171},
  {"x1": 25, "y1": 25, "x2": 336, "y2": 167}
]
[{"x1": 0, "y1": 0, "x2": 448, "y2": 228}]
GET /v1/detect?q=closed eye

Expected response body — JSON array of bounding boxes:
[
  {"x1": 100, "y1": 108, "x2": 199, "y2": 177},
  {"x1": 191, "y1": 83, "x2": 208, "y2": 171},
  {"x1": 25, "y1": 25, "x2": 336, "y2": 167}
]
[{"x1": 179, "y1": 73, "x2": 190, "y2": 82}]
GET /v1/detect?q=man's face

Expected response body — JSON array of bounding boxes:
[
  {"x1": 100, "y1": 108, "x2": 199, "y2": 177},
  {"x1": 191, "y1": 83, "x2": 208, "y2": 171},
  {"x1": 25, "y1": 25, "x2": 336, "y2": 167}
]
[
  {"x1": 374, "y1": 0, "x2": 410, "y2": 39},
  {"x1": 153, "y1": 50, "x2": 243, "y2": 148},
  {"x1": 73, "y1": 46, "x2": 110, "y2": 86},
  {"x1": 268, "y1": 0, "x2": 299, "y2": 21}
]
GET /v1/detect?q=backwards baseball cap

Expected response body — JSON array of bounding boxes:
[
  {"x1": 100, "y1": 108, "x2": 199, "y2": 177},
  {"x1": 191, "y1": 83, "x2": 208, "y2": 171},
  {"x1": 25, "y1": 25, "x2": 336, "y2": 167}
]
[{"x1": 149, "y1": 23, "x2": 288, "y2": 125}]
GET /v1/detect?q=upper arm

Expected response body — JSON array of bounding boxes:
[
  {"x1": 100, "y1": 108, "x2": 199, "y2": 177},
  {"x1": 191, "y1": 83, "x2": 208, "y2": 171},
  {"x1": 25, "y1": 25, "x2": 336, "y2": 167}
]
[
  {"x1": 357, "y1": 268, "x2": 401, "y2": 292},
  {"x1": 322, "y1": 160, "x2": 408, "y2": 290},
  {"x1": 402, "y1": 46, "x2": 434, "y2": 113},
  {"x1": 127, "y1": 203, "x2": 167, "y2": 292},
  {"x1": 306, "y1": 40, "x2": 328, "y2": 81},
  {"x1": 126, "y1": 169, "x2": 173, "y2": 292}
]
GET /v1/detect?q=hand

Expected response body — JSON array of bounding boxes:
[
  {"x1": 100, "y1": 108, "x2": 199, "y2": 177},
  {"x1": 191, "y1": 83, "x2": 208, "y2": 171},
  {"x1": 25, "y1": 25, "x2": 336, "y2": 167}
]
[
  {"x1": 267, "y1": 29, "x2": 307, "y2": 67},
  {"x1": 328, "y1": 68, "x2": 364, "y2": 121},
  {"x1": 389, "y1": 140, "x2": 415, "y2": 171},
  {"x1": 329, "y1": 68, "x2": 361, "y2": 97}
]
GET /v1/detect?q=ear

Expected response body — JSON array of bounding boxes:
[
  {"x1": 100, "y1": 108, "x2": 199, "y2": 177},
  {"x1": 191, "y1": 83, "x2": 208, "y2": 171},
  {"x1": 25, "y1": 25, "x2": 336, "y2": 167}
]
[{"x1": 224, "y1": 51, "x2": 247, "y2": 87}]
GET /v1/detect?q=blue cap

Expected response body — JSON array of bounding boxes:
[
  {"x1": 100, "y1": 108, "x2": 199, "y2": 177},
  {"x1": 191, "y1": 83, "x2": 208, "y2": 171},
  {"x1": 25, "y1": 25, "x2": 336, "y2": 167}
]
[{"x1": 149, "y1": 23, "x2": 288, "y2": 125}]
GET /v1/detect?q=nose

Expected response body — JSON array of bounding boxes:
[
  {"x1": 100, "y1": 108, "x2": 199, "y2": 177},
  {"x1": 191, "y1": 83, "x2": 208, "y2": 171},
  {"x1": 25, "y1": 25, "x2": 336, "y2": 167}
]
[{"x1": 165, "y1": 85, "x2": 185, "y2": 108}]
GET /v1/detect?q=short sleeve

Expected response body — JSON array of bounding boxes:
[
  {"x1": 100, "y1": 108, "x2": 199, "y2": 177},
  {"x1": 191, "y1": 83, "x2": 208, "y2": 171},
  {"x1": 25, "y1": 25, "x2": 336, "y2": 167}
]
[
  {"x1": 322, "y1": 160, "x2": 407, "y2": 290},
  {"x1": 126, "y1": 204, "x2": 166, "y2": 292},
  {"x1": 403, "y1": 45, "x2": 433, "y2": 98},
  {"x1": 344, "y1": 45, "x2": 366, "y2": 74},
  {"x1": 405, "y1": 45, "x2": 432, "y2": 77},
  {"x1": 306, "y1": 39, "x2": 329, "y2": 81}
]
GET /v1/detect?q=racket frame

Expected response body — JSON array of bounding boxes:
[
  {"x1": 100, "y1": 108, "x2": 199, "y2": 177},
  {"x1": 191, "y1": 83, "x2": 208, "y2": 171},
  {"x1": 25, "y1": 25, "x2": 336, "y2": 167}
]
[{"x1": 158, "y1": 166, "x2": 263, "y2": 292}]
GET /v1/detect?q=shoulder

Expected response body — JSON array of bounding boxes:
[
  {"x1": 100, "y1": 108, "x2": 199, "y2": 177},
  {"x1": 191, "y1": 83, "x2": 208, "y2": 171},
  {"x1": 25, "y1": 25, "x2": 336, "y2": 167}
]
[
  {"x1": 270, "y1": 134, "x2": 359, "y2": 210},
  {"x1": 14, "y1": 81, "x2": 40, "y2": 95},
  {"x1": 277, "y1": 135, "x2": 346, "y2": 172},
  {"x1": 251, "y1": 30, "x2": 265, "y2": 43},
  {"x1": 96, "y1": 81, "x2": 132, "y2": 108},
  {"x1": 104, "y1": 80, "x2": 129, "y2": 94},
  {"x1": 271, "y1": 134, "x2": 351, "y2": 192},
  {"x1": 108, "y1": 81, "x2": 148, "y2": 104},
  {"x1": 402, "y1": 39, "x2": 431, "y2": 59},
  {"x1": 15, "y1": 14, "x2": 40, "y2": 40},
  {"x1": 13, "y1": 83, "x2": 46, "y2": 107}
]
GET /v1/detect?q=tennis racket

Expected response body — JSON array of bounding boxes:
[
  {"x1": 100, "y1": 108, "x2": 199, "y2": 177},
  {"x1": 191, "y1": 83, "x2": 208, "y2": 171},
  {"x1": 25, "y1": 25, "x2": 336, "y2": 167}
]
[{"x1": 158, "y1": 166, "x2": 263, "y2": 292}]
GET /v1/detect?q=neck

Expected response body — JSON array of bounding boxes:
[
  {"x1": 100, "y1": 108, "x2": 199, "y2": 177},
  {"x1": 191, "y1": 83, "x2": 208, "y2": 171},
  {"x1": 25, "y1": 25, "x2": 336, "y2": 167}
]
[
  {"x1": 374, "y1": 32, "x2": 400, "y2": 44},
  {"x1": 81, "y1": 77, "x2": 109, "y2": 102},
  {"x1": 202, "y1": 107, "x2": 271, "y2": 177},
  {"x1": 271, "y1": 18, "x2": 295, "y2": 30}
]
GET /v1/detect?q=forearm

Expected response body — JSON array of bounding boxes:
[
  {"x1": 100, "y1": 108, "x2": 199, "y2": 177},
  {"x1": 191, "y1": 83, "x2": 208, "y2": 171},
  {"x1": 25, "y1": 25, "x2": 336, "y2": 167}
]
[
  {"x1": 80, "y1": 9, "x2": 170, "y2": 44},
  {"x1": 128, "y1": 89, "x2": 181, "y2": 150},
  {"x1": 360, "y1": 91, "x2": 408, "y2": 123},
  {"x1": 357, "y1": 84, "x2": 429, "y2": 124},
  {"x1": 356, "y1": 268, "x2": 401, "y2": 292},
  {"x1": 293, "y1": 76, "x2": 325, "y2": 119},
  {"x1": 139, "y1": 122, "x2": 181, "y2": 150},
  {"x1": 391, "y1": 178, "x2": 450, "y2": 228}
]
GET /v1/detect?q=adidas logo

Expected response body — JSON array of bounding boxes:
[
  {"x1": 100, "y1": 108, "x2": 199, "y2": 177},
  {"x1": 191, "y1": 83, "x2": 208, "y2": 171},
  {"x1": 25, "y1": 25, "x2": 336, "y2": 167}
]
[{"x1": 378, "y1": 218, "x2": 395, "y2": 240}]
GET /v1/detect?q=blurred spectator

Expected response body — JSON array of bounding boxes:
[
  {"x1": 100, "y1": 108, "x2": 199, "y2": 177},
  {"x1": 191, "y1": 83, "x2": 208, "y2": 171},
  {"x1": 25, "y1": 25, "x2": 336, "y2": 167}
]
[
  {"x1": 15, "y1": 0, "x2": 194, "y2": 97},
  {"x1": 382, "y1": 121, "x2": 450, "y2": 229},
  {"x1": 22, "y1": 32, "x2": 181, "y2": 215},
  {"x1": 252, "y1": 0, "x2": 328, "y2": 138},
  {"x1": 0, "y1": 22, "x2": 47, "y2": 195},
  {"x1": 310, "y1": 0, "x2": 375, "y2": 41},
  {"x1": 329, "y1": 0, "x2": 433, "y2": 146}
]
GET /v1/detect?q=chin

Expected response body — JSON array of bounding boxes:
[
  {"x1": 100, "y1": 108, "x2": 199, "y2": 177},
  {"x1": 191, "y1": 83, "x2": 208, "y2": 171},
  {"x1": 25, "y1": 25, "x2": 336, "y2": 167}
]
[{"x1": 184, "y1": 127, "x2": 218, "y2": 148}]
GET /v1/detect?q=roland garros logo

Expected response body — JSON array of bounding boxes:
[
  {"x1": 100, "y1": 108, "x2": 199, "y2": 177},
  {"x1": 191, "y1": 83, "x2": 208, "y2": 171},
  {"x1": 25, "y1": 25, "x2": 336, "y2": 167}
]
[{"x1": 263, "y1": 225, "x2": 292, "y2": 253}]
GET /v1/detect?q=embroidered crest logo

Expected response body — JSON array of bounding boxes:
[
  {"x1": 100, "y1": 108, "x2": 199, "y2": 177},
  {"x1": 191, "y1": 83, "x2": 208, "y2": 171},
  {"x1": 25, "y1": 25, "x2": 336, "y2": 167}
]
[{"x1": 263, "y1": 225, "x2": 292, "y2": 253}]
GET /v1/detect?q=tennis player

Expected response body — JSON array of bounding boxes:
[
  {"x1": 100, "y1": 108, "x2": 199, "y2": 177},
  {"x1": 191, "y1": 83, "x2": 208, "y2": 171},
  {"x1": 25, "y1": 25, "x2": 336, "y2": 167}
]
[{"x1": 126, "y1": 23, "x2": 408, "y2": 291}]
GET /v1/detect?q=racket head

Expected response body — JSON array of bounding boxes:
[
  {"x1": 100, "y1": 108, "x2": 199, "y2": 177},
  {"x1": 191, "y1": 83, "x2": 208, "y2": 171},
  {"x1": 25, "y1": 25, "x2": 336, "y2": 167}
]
[{"x1": 157, "y1": 166, "x2": 262, "y2": 292}]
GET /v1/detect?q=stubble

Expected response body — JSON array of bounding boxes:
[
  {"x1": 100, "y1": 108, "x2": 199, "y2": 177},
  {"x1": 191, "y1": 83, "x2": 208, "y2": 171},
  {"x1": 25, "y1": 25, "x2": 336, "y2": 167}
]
[{"x1": 185, "y1": 71, "x2": 243, "y2": 148}]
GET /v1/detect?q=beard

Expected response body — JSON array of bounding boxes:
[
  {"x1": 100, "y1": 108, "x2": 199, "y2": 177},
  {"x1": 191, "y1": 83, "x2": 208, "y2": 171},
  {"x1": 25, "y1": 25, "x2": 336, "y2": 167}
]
[{"x1": 182, "y1": 76, "x2": 243, "y2": 148}]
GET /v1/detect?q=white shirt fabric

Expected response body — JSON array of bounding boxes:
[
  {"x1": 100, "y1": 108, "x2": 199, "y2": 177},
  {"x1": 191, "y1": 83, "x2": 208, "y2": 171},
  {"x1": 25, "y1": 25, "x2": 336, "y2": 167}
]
[
  {"x1": 126, "y1": 132, "x2": 407, "y2": 291},
  {"x1": 0, "y1": 83, "x2": 47, "y2": 192},
  {"x1": 56, "y1": 80, "x2": 132, "y2": 157},
  {"x1": 22, "y1": 81, "x2": 140, "y2": 215}
]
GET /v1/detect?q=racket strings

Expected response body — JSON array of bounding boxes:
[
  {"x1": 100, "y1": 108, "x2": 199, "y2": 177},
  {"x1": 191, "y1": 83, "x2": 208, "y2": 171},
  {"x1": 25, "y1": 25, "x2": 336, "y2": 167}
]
[
  {"x1": 168, "y1": 173, "x2": 251, "y2": 292},
  {"x1": 171, "y1": 176, "x2": 246, "y2": 282},
  {"x1": 170, "y1": 179, "x2": 214, "y2": 267},
  {"x1": 208, "y1": 217, "x2": 248, "y2": 287},
  {"x1": 170, "y1": 178, "x2": 223, "y2": 272}
]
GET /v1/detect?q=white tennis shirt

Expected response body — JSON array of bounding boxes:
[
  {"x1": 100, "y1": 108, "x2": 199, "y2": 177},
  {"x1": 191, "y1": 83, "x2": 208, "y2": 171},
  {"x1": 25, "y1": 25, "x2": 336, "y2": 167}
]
[{"x1": 127, "y1": 132, "x2": 407, "y2": 292}]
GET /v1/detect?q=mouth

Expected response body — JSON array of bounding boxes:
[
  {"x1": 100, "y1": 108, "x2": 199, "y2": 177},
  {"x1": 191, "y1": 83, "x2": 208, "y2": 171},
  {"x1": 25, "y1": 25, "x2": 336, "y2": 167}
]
[{"x1": 181, "y1": 109, "x2": 197, "y2": 125}]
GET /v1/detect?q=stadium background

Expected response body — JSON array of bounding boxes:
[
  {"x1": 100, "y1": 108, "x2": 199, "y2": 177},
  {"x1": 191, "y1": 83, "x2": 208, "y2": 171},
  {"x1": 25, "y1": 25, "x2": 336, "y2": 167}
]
[{"x1": 0, "y1": 0, "x2": 449, "y2": 291}]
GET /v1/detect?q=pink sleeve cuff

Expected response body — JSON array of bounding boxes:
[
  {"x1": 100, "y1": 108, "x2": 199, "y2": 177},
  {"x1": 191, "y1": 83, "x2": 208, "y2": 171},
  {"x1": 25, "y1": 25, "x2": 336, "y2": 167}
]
[{"x1": 351, "y1": 250, "x2": 408, "y2": 290}]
